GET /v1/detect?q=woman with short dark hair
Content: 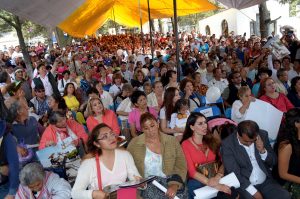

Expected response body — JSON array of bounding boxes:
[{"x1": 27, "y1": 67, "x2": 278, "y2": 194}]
[
  {"x1": 39, "y1": 110, "x2": 88, "y2": 149},
  {"x1": 128, "y1": 90, "x2": 158, "y2": 137}
]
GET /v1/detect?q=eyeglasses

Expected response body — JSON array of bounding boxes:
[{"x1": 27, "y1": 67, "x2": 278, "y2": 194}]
[
  {"x1": 97, "y1": 132, "x2": 117, "y2": 141},
  {"x1": 36, "y1": 89, "x2": 45, "y2": 93}
]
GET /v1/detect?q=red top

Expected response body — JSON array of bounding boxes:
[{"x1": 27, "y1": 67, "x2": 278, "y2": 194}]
[
  {"x1": 86, "y1": 109, "x2": 120, "y2": 135},
  {"x1": 181, "y1": 139, "x2": 217, "y2": 178},
  {"x1": 260, "y1": 93, "x2": 294, "y2": 113},
  {"x1": 39, "y1": 119, "x2": 88, "y2": 149}
]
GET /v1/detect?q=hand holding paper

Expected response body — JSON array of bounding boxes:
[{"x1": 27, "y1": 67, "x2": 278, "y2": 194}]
[
  {"x1": 152, "y1": 180, "x2": 180, "y2": 199},
  {"x1": 193, "y1": 172, "x2": 240, "y2": 199}
]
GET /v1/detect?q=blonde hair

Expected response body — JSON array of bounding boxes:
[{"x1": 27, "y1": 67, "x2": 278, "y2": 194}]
[
  {"x1": 238, "y1": 86, "x2": 251, "y2": 99},
  {"x1": 86, "y1": 97, "x2": 105, "y2": 116}
]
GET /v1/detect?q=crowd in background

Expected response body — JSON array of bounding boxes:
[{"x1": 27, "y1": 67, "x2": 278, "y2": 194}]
[{"x1": 0, "y1": 29, "x2": 299, "y2": 199}]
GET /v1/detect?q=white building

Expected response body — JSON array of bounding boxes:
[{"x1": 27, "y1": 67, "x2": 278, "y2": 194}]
[{"x1": 198, "y1": 0, "x2": 300, "y2": 38}]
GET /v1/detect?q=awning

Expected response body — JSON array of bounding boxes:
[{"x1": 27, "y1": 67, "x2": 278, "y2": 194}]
[
  {"x1": 0, "y1": 0, "x2": 218, "y2": 37},
  {"x1": 217, "y1": 0, "x2": 265, "y2": 10}
]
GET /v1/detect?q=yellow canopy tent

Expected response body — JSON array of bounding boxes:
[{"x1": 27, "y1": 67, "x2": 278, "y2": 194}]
[
  {"x1": 59, "y1": 0, "x2": 218, "y2": 37},
  {"x1": 0, "y1": 0, "x2": 217, "y2": 38}
]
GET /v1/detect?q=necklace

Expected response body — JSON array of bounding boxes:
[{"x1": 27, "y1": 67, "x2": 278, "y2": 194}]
[{"x1": 191, "y1": 136, "x2": 208, "y2": 153}]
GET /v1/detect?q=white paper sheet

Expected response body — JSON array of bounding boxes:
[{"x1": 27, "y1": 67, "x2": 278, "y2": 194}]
[
  {"x1": 152, "y1": 180, "x2": 180, "y2": 199},
  {"x1": 194, "y1": 172, "x2": 240, "y2": 199},
  {"x1": 244, "y1": 99, "x2": 283, "y2": 140},
  {"x1": 199, "y1": 107, "x2": 214, "y2": 118}
]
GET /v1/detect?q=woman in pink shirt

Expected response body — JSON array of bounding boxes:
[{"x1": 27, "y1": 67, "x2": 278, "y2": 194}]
[
  {"x1": 39, "y1": 110, "x2": 88, "y2": 149},
  {"x1": 128, "y1": 90, "x2": 158, "y2": 137},
  {"x1": 86, "y1": 97, "x2": 120, "y2": 135},
  {"x1": 55, "y1": 60, "x2": 68, "y2": 80},
  {"x1": 181, "y1": 112, "x2": 231, "y2": 198},
  {"x1": 259, "y1": 77, "x2": 294, "y2": 113}
]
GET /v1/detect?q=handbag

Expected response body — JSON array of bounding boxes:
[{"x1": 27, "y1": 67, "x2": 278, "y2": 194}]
[{"x1": 196, "y1": 161, "x2": 220, "y2": 179}]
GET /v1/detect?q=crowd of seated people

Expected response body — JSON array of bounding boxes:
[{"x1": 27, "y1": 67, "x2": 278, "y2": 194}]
[{"x1": 0, "y1": 29, "x2": 299, "y2": 199}]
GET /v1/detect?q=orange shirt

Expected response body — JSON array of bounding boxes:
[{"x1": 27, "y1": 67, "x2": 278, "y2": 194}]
[{"x1": 86, "y1": 109, "x2": 120, "y2": 135}]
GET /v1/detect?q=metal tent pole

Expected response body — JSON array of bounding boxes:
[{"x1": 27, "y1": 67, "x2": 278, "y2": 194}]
[
  {"x1": 138, "y1": 0, "x2": 145, "y2": 54},
  {"x1": 147, "y1": 0, "x2": 154, "y2": 60},
  {"x1": 173, "y1": 0, "x2": 180, "y2": 81},
  {"x1": 112, "y1": 6, "x2": 117, "y2": 34}
]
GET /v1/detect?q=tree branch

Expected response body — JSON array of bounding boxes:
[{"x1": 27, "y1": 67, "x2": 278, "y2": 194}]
[{"x1": 0, "y1": 14, "x2": 16, "y2": 29}]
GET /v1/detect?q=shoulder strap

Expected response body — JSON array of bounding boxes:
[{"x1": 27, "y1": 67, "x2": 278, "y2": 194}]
[{"x1": 95, "y1": 154, "x2": 102, "y2": 191}]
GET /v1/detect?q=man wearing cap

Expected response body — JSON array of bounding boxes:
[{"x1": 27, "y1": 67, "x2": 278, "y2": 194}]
[
  {"x1": 150, "y1": 60, "x2": 160, "y2": 78},
  {"x1": 14, "y1": 67, "x2": 32, "y2": 102},
  {"x1": 31, "y1": 63, "x2": 60, "y2": 97}
]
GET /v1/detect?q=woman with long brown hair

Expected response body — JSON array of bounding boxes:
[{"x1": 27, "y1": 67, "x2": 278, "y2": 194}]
[
  {"x1": 159, "y1": 87, "x2": 181, "y2": 135},
  {"x1": 72, "y1": 123, "x2": 140, "y2": 199},
  {"x1": 181, "y1": 112, "x2": 231, "y2": 199}
]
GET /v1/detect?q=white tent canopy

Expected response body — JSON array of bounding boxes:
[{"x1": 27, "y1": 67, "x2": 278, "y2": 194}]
[
  {"x1": 217, "y1": 0, "x2": 265, "y2": 10},
  {"x1": 0, "y1": 0, "x2": 84, "y2": 27}
]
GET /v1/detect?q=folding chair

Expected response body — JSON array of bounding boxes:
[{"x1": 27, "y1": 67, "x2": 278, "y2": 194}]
[
  {"x1": 194, "y1": 105, "x2": 222, "y2": 120},
  {"x1": 224, "y1": 108, "x2": 232, "y2": 119},
  {"x1": 103, "y1": 84, "x2": 112, "y2": 92},
  {"x1": 203, "y1": 96, "x2": 226, "y2": 114}
]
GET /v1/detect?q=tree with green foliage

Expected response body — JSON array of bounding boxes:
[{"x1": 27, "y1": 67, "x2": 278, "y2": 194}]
[
  {"x1": 0, "y1": 9, "x2": 32, "y2": 76},
  {"x1": 22, "y1": 21, "x2": 48, "y2": 42}
]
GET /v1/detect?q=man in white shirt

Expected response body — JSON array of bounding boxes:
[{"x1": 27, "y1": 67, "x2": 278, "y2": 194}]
[
  {"x1": 31, "y1": 63, "x2": 60, "y2": 97},
  {"x1": 208, "y1": 68, "x2": 228, "y2": 94},
  {"x1": 124, "y1": 61, "x2": 135, "y2": 82},
  {"x1": 221, "y1": 120, "x2": 291, "y2": 199},
  {"x1": 11, "y1": 46, "x2": 23, "y2": 62}
]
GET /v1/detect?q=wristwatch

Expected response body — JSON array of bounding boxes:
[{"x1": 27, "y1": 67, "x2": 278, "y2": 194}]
[{"x1": 259, "y1": 148, "x2": 266, "y2": 154}]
